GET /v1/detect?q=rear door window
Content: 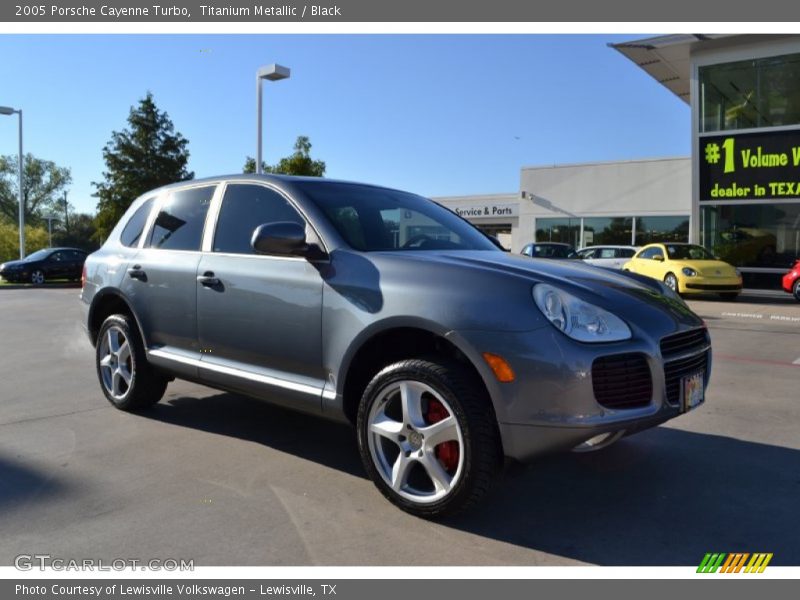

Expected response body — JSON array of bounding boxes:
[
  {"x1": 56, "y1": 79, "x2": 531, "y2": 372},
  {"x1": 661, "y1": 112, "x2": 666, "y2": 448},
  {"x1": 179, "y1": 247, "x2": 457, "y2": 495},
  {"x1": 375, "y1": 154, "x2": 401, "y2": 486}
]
[{"x1": 148, "y1": 186, "x2": 215, "y2": 251}]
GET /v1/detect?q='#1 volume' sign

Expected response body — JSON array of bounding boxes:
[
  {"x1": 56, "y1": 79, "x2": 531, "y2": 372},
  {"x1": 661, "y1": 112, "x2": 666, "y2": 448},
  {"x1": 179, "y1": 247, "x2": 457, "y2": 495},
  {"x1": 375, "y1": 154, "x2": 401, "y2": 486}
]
[{"x1": 699, "y1": 128, "x2": 800, "y2": 201}]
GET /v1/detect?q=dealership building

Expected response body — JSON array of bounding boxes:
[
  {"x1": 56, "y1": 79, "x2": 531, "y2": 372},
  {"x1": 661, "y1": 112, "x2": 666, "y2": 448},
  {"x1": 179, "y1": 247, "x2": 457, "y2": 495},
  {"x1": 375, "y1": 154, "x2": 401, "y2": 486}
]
[{"x1": 436, "y1": 34, "x2": 800, "y2": 289}]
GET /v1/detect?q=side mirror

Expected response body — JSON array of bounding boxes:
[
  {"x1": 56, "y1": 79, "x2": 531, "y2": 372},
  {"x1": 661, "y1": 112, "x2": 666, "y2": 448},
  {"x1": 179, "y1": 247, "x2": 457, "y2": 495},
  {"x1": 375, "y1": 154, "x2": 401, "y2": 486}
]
[
  {"x1": 251, "y1": 222, "x2": 308, "y2": 256},
  {"x1": 653, "y1": 254, "x2": 665, "y2": 262}
]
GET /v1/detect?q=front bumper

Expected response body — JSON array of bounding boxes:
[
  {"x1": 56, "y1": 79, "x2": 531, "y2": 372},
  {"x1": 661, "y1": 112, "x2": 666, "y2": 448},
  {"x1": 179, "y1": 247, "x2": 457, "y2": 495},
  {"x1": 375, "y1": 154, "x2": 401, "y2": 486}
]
[
  {"x1": 679, "y1": 276, "x2": 742, "y2": 294},
  {"x1": 448, "y1": 322, "x2": 710, "y2": 463},
  {"x1": 782, "y1": 272, "x2": 798, "y2": 293}
]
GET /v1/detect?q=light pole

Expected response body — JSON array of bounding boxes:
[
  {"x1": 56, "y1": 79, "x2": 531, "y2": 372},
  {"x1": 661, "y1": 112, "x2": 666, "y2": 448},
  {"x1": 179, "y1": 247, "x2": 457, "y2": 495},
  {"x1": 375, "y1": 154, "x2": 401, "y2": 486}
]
[
  {"x1": 256, "y1": 64, "x2": 290, "y2": 175},
  {"x1": 42, "y1": 214, "x2": 58, "y2": 247},
  {"x1": 0, "y1": 105, "x2": 24, "y2": 259}
]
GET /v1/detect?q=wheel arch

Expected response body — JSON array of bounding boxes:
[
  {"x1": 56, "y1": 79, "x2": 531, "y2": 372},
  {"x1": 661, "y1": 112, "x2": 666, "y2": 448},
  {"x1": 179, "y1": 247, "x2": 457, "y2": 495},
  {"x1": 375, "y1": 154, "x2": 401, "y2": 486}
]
[
  {"x1": 337, "y1": 319, "x2": 493, "y2": 426},
  {"x1": 87, "y1": 289, "x2": 147, "y2": 348}
]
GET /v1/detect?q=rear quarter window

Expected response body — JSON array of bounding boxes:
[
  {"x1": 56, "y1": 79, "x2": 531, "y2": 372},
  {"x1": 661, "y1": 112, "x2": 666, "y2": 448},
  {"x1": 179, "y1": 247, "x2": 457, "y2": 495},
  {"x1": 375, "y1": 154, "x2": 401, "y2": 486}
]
[{"x1": 120, "y1": 198, "x2": 155, "y2": 248}]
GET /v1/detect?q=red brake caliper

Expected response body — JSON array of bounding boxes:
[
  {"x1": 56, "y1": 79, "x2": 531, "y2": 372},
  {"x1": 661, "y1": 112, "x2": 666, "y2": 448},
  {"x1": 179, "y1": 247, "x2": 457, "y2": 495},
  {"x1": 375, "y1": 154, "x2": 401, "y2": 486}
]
[{"x1": 426, "y1": 398, "x2": 459, "y2": 473}]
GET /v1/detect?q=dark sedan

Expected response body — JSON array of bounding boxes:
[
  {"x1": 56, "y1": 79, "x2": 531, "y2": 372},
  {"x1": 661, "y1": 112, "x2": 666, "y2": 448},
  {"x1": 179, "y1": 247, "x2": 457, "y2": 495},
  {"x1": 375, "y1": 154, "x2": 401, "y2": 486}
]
[{"x1": 0, "y1": 247, "x2": 88, "y2": 284}]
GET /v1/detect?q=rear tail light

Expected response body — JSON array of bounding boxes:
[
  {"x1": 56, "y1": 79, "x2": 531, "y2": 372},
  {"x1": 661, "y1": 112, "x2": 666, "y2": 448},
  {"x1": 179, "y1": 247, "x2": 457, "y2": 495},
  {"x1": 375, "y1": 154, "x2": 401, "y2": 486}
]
[{"x1": 81, "y1": 265, "x2": 87, "y2": 288}]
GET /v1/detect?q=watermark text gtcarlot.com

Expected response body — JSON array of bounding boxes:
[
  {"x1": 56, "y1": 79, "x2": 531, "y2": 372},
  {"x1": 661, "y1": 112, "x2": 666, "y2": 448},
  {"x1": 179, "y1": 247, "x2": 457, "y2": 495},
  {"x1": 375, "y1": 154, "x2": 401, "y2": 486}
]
[{"x1": 14, "y1": 554, "x2": 194, "y2": 571}]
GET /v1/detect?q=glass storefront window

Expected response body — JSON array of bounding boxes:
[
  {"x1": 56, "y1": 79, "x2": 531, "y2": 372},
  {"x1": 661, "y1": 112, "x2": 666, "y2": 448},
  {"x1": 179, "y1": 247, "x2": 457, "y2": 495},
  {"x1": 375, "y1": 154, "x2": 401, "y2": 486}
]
[
  {"x1": 700, "y1": 52, "x2": 800, "y2": 132},
  {"x1": 635, "y1": 216, "x2": 690, "y2": 246},
  {"x1": 582, "y1": 217, "x2": 633, "y2": 246},
  {"x1": 534, "y1": 218, "x2": 580, "y2": 247},
  {"x1": 701, "y1": 203, "x2": 800, "y2": 269}
]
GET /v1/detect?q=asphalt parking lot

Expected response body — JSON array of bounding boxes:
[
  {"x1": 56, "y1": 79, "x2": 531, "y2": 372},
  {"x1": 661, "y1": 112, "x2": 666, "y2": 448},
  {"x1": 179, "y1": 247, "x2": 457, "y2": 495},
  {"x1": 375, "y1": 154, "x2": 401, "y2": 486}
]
[{"x1": 0, "y1": 287, "x2": 798, "y2": 566}]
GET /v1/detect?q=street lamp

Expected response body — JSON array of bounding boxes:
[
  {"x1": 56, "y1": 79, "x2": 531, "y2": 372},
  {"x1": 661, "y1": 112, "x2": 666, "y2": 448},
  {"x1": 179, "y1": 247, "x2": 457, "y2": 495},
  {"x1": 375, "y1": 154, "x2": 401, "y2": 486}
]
[
  {"x1": 256, "y1": 64, "x2": 290, "y2": 175},
  {"x1": 0, "y1": 105, "x2": 24, "y2": 259}
]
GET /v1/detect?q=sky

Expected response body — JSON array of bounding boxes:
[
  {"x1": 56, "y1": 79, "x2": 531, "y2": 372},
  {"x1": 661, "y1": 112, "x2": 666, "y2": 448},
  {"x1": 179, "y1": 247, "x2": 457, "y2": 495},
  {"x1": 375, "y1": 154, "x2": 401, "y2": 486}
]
[{"x1": 0, "y1": 34, "x2": 690, "y2": 215}]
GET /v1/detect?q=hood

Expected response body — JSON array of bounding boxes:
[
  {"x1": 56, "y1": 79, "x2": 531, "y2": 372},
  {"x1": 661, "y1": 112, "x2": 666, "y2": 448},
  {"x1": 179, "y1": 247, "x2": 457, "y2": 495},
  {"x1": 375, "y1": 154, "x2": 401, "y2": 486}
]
[
  {"x1": 368, "y1": 249, "x2": 703, "y2": 333},
  {"x1": 0, "y1": 259, "x2": 25, "y2": 269},
  {"x1": 674, "y1": 260, "x2": 738, "y2": 277}
]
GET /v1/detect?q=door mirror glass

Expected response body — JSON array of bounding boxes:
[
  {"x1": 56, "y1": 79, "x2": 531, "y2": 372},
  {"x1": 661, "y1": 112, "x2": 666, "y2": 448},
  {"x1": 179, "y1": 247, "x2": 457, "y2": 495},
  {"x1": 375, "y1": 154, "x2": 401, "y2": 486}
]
[{"x1": 251, "y1": 222, "x2": 308, "y2": 256}]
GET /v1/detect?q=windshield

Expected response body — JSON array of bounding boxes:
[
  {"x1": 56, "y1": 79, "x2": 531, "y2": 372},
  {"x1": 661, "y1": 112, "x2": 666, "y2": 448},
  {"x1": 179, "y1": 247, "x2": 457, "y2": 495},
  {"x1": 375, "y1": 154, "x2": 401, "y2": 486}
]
[
  {"x1": 665, "y1": 244, "x2": 716, "y2": 260},
  {"x1": 296, "y1": 181, "x2": 500, "y2": 252},
  {"x1": 24, "y1": 249, "x2": 51, "y2": 262}
]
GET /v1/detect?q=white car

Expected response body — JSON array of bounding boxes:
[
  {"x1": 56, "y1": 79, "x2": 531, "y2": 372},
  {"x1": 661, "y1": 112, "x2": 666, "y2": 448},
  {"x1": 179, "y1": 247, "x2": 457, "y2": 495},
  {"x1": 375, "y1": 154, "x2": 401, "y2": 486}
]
[{"x1": 576, "y1": 245, "x2": 639, "y2": 270}]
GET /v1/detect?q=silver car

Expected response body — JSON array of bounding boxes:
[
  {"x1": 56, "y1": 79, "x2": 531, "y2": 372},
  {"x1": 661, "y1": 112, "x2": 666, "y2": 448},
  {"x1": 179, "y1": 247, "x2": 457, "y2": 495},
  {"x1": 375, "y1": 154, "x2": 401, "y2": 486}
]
[
  {"x1": 80, "y1": 175, "x2": 710, "y2": 518},
  {"x1": 576, "y1": 245, "x2": 639, "y2": 270}
]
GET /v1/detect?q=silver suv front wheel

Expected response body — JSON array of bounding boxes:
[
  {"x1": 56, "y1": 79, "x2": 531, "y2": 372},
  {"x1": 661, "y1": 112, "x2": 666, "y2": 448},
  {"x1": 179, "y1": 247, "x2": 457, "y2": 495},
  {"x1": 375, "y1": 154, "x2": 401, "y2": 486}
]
[{"x1": 357, "y1": 358, "x2": 501, "y2": 518}]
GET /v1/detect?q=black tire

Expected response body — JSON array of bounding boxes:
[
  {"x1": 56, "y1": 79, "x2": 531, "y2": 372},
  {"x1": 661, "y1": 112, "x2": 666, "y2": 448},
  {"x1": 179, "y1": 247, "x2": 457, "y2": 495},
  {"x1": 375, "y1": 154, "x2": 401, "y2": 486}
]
[
  {"x1": 794, "y1": 280, "x2": 800, "y2": 302},
  {"x1": 356, "y1": 358, "x2": 502, "y2": 518},
  {"x1": 719, "y1": 292, "x2": 739, "y2": 301},
  {"x1": 95, "y1": 314, "x2": 167, "y2": 412}
]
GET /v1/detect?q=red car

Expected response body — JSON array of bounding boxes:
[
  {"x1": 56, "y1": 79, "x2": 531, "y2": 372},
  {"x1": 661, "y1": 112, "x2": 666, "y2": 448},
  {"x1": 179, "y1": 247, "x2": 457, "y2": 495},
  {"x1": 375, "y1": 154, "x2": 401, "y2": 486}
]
[{"x1": 782, "y1": 259, "x2": 800, "y2": 301}]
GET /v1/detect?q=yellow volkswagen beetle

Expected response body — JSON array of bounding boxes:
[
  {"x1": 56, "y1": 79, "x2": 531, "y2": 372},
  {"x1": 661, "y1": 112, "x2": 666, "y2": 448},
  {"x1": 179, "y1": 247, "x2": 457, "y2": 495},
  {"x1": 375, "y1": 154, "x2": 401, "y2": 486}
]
[{"x1": 623, "y1": 243, "x2": 742, "y2": 300}]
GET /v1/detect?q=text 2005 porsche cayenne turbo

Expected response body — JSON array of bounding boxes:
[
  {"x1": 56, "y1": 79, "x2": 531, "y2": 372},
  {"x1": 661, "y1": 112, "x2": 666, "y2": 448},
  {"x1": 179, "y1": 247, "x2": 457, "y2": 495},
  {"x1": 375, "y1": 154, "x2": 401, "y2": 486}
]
[{"x1": 80, "y1": 175, "x2": 711, "y2": 517}]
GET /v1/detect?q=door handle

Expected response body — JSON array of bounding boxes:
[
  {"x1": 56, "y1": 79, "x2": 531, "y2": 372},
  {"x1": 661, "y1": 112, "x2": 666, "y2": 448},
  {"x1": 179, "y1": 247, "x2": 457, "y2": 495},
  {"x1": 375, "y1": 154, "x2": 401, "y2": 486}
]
[
  {"x1": 197, "y1": 272, "x2": 221, "y2": 287},
  {"x1": 127, "y1": 265, "x2": 147, "y2": 281}
]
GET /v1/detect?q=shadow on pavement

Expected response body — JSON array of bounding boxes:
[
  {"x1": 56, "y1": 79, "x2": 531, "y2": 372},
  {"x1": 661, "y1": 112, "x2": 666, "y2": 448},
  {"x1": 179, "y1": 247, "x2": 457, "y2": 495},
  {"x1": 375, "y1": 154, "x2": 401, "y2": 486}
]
[
  {"x1": 0, "y1": 456, "x2": 68, "y2": 510},
  {"x1": 445, "y1": 427, "x2": 800, "y2": 565},
  {"x1": 147, "y1": 393, "x2": 364, "y2": 478},
  {"x1": 142, "y1": 393, "x2": 800, "y2": 566}
]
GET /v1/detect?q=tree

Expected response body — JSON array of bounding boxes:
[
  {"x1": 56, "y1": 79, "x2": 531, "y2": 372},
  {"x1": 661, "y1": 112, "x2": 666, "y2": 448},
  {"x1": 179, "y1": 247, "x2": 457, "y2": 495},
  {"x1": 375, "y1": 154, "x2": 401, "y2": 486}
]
[
  {"x1": 93, "y1": 92, "x2": 193, "y2": 242},
  {"x1": 243, "y1": 136, "x2": 326, "y2": 177},
  {"x1": 0, "y1": 223, "x2": 50, "y2": 263},
  {"x1": 52, "y1": 213, "x2": 100, "y2": 253},
  {"x1": 0, "y1": 154, "x2": 72, "y2": 226}
]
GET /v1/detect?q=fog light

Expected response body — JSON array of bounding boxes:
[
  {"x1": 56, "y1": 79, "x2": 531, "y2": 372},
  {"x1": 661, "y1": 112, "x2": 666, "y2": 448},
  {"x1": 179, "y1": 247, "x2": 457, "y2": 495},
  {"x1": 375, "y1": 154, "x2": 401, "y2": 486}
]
[
  {"x1": 482, "y1": 352, "x2": 515, "y2": 382},
  {"x1": 572, "y1": 430, "x2": 625, "y2": 453}
]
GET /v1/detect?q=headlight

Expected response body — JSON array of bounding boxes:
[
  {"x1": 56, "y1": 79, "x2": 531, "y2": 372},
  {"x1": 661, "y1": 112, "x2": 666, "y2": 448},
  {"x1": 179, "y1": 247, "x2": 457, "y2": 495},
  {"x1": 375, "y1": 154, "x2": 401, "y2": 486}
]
[
  {"x1": 532, "y1": 283, "x2": 631, "y2": 343},
  {"x1": 682, "y1": 267, "x2": 697, "y2": 277}
]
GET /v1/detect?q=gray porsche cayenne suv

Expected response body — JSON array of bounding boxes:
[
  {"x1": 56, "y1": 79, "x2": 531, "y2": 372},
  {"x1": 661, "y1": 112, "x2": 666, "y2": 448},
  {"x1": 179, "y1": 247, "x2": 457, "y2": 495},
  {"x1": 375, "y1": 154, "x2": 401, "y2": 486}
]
[{"x1": 81, "y1": 175, "x2": 711, "y2": 517}]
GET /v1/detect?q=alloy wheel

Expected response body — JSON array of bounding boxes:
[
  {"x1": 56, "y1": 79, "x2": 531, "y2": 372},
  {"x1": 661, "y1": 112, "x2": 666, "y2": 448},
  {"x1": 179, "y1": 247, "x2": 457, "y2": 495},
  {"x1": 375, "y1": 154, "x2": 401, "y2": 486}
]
[
  {"x1": 98, "y1": 325, "x2": 134, "y2": 400},
  {"x1": 664, "y1": 273, "x2": 678, "y2": 292},
  {"x1": 31, "y1": 270, "x2": 45, "y2": 285},
  {"x1": 366, "y1": 379, "x2": 464, "y2": 504}
]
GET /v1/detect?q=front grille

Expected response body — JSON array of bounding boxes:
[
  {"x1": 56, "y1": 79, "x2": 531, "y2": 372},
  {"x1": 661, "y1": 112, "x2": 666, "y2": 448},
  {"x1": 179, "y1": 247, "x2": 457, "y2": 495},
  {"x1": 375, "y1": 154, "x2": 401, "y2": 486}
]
[
  {"x1": 685, "y1": 283, "x2": 742, "y2": 291},
  {"x1": 660, "y1": 328, "x2": 710, "y2": 405},
  {"x1": 592, "y1": 353, "x2": 652, "y2": 409}
]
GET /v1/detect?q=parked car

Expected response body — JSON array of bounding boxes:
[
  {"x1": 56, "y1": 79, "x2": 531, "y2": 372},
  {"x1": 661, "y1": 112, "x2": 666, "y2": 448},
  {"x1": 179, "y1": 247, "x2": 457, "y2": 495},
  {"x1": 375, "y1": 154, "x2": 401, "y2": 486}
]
[
  {"x1": 781, "y1": 259, "x2": 800, "y2": 301},
  {"x1": 0, "y1": 247, "x2": 88, "y2": 284},
  {"x1": 81, "y1": 175, "x2": 711, "y2": 518},
  {"x1": 520, "y1": 242, "x2": 578, "y2": 259},
  {"x1": 623, "y1": 243, "x2": 742, "y2": 300},
  {"x1": 576, "y1": 245, "x2": 639, "y2": 270}
]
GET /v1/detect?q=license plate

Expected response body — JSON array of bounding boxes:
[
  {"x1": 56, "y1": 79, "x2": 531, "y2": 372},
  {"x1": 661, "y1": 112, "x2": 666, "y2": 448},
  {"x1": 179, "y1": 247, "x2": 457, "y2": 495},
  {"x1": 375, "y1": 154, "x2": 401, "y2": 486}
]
[{"x1": 682, "y1": 371, "x2": 705, "y2": 412}]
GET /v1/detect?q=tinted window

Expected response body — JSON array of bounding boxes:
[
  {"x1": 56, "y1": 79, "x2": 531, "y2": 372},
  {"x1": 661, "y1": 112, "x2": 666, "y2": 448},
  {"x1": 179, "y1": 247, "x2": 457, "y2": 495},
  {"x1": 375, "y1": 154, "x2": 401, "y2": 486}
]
[
  {"x1": 49, "y1": 252, "x2": 65, "y2": 262},
  {"x1": 598, "y1": 248, "x2": 617, "y2": 259},
  {"x1": 297, "y1": 181, "x2": 498, "y2": 252},
  {"x1": 638, "y1": 247, "x2": 663, "y2": 259},
  {"x1": 666, "y1": 244, "x2": 716, "y2": 260},
  {"x1": 120, "y1": 198, "x2": 155, "y2": 248},
  {"x1": 213, "y1": 184, "x2": 305, "y2": 254},
  {"x1": 521, "y1": 244, "x2": 532, "y2": 256},
  {"x1": 148, "y1": 186, "x2": 215, "y2": 251},
  {"x1": 578, "y1": 249, "x2": 596, "y2": 259},
  {"x1": 617, "y1": 248, "x2": 636, "y2": 258}
]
